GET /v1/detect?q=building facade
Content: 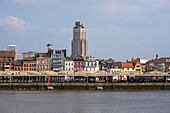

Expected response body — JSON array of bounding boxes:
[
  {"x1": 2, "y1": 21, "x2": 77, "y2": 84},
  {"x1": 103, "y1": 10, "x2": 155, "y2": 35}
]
[
  {"x1": 23, "y1": 57, "x2": 36, "y2": 71},
  {"x1": 106, "y1": 62, "x2": 122, "y2": 73},
  {"x1": 74, "y1": 59, "x2": 84, "y2": 71},
  {"x1": 84, "y1": 60, "x2": 99, "y2": 72},
  {"x1": 146, "y1": 57, "x2": 170, "y2": 72},
  {"x1": 64, "y1": 58, "x2": 74, "y2": 71},
  {"x1": 133, "y1": 58, "x2": 142, "y2": 73},
  {"x1": 22, "y1": 51, "x2": 37, "y2": 71},
  {"x1": 140, "y1": 59, "x2": 148, "y2": 73},
  {"x1": 121, "y1": 62, "x2": 135, "y2": 73},
  {"x1": 14, "y1": 60, "x2": 23, "y2": 71},
  {"x1": 36, "y1": 53, "x2": 50, "y2": 71},
  {"x1": 0, "y1": 50, "x2": 15, "y2": 71},
  {"x1": 71, "y1": 21, "x2": 88, "y2": 58},
  {"x1": 48, "y1": 49, "x2": 66, "y2": 72}
]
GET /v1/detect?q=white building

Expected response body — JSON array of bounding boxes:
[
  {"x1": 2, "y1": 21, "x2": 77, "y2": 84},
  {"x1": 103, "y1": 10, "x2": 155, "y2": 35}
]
[
  {"x1": 64, "y1": 58, "x2": 74, "y2": 72},
  {"x1": 84, "y1": 60, "x2": 99, "y2": 72},
  {"x1": 7, "y1": 45, "x2": 18, "y2": 60}
]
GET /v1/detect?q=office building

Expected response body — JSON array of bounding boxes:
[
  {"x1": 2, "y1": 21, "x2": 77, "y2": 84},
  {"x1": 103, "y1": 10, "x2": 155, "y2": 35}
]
[
  {"x1": 7, "y1": 45, "x2": 18, "y2": 60},
  {"x1": 48, "y1": 49, "x2": 66, "y2": 72},
  {"x1": 71, "y1": 21, "x2": 88, "y2": 58}
]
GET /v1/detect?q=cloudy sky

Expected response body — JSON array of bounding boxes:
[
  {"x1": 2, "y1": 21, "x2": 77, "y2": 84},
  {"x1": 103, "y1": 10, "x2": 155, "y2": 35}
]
[{"x1": 0, "y1": 0, "x2": 170, "y2": 61}]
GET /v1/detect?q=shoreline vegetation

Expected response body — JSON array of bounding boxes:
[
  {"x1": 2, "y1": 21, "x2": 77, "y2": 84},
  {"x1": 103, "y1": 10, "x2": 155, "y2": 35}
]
[{"x1": 0, "y1": 83, "x2": 170, "y2": 91}]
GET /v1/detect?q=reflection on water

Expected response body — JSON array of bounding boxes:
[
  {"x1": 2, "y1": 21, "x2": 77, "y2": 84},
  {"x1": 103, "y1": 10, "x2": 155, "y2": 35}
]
[{"x1": 0, "y1": 90, "x2": 170, "y2": 113}]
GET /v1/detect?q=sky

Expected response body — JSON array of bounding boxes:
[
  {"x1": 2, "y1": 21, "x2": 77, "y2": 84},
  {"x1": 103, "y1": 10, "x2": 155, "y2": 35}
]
[{"x1": 0, "y1": 0, "x2": 170, "y2": 61}]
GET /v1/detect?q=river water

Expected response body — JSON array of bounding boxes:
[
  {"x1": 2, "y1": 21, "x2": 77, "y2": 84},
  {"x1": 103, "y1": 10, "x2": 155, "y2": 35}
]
[{"x1": 0, "y1": 90, "x2": 170, "y2": 113}]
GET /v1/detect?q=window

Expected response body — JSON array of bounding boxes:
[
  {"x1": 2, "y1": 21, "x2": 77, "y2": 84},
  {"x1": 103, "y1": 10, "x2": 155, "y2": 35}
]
[
  {"x1": 127, "y1": 68, "x2": 129, "y2": 70},
  {"x1": 149, "y1": 63, "x2": 154, "y2": 66},
  {"x1": 93, "y1": 62, "x2": 95, "y2": 66},
  {"x1": 158, "y1": 63, "x2": 165, "y2": 66},
  {"x1": 85, "y1": 62, "x2": 88, "y2": 66},
  {"x1": 89, "y1": 62, "x2": 91, "y2": 66}
]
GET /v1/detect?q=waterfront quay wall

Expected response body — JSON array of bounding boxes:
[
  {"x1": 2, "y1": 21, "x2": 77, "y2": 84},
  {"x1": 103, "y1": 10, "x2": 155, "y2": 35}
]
[{"x1": 0, "y1": 83, "x2": 170, "y2": 91}]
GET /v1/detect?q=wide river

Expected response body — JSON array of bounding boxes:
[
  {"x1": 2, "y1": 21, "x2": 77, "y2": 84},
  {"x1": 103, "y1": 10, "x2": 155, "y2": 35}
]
[{"x1": 0, "y1": 90, "x2": 170, "y2": 113}]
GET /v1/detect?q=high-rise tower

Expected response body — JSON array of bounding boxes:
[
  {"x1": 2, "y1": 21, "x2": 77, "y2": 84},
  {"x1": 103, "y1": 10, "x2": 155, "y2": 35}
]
[
  {"x1": 7, "y1": 45, "x2": 18, "y2": 60},
  {"x1": 71, "y1": 21, "x2": 88, "y2": 58}
]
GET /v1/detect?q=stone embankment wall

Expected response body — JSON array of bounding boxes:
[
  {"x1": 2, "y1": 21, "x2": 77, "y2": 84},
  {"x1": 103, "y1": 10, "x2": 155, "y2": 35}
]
[{"x1": 0, "y1": 83, "x2": 170, "y2": 90}]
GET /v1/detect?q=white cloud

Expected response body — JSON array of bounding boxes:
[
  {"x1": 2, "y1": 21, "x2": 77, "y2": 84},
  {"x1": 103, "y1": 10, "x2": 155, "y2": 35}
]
[{"x1": 0, "y1": 16, "x2": 31, "y2": 31}]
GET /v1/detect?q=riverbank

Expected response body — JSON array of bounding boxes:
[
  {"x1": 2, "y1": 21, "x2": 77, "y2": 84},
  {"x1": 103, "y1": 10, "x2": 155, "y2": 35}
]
[{"x1": 0, "y1": 83, "x2": 170, "y2": 90}]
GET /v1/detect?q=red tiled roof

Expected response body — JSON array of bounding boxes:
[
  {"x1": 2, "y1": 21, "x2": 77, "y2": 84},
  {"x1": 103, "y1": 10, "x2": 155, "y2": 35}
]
[{"x1": 121, "y1": 63, "x2": 134, "y2": 68}]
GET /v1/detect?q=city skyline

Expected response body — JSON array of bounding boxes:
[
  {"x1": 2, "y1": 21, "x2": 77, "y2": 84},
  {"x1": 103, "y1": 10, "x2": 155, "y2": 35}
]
[{"x1": 0, "y1": 0, "x2": 170, "y2": 61}]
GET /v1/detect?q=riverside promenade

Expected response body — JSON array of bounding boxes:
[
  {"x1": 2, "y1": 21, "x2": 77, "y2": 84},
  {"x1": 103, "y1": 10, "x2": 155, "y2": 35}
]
[{"x1": 0, "y1": 83, "x2": 170, "y2": 90}]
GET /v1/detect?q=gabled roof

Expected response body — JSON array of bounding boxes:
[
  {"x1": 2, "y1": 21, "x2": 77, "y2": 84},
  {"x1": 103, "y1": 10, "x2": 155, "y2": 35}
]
[
  {"x1": 0, "y1": 50, "x2": 15, "y2": 57},
  {"x1": 133, "y1": 58, "x2": 140, "y2": 64}
]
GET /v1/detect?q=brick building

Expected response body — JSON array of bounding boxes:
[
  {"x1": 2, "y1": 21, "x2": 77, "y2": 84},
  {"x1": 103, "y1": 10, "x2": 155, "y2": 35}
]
[
  {"x1": 146, "y1": 57, "x2": 170, "y2": 72},
  {"x1": 74, "y1": 58, "x2": 84, "y2": 71},
  {"x1": 0, "y1": 50, "x2": 15, "y2": 71},
  {"x1": 36, "y1": 53, "x2": 50, "y2": 71}
]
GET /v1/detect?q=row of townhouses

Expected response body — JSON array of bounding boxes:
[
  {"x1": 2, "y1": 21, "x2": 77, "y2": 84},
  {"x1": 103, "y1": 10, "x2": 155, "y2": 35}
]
[{"x1": 0, "y1": 48, "x2": 169, "y2": 73}]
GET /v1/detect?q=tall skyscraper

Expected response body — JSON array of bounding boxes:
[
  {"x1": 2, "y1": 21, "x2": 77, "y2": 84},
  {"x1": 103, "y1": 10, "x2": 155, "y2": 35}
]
[
  {"x1": 71, "y1": 21, "x2": 88, "y2": 58},
  {"x1": 7, "y1": 45, "x2": 18, "y2": 60}
]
